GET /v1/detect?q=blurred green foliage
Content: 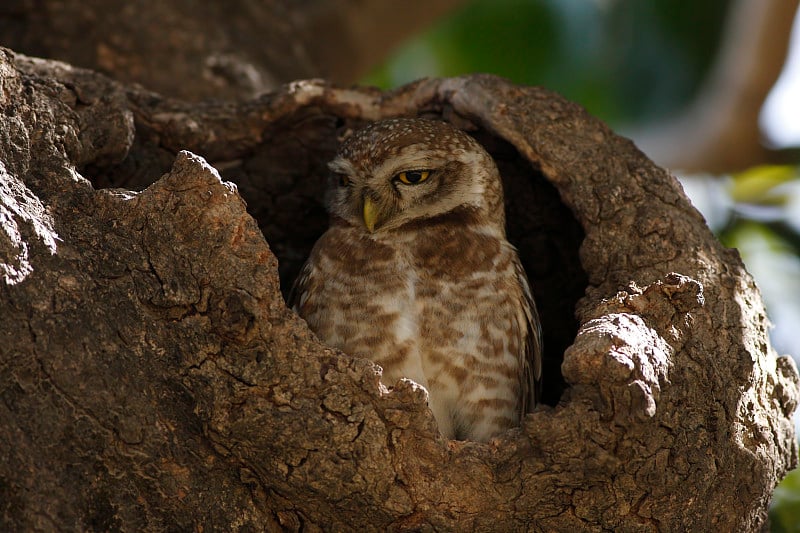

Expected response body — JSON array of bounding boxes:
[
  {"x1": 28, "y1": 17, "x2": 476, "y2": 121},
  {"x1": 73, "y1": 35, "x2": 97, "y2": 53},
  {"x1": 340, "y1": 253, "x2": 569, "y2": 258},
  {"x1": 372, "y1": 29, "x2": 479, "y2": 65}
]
[
  {"x1": 364, "y1": 0, "x2": 730, "y2": 125},
  {"x1": 731, "y1": 165, "x2": 798, "y2": 205},
  {"x1": 723, "y1": 165, "x2": 800, "y2": 260},
  {"x1": 772, "y1": 468, "x2": 800, "y2": 532}
]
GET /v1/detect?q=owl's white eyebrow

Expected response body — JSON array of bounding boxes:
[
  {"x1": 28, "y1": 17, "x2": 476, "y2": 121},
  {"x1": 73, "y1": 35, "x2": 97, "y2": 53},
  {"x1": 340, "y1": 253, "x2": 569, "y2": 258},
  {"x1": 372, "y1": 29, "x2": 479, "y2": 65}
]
[{"x1": 373, "y1": 152, "x2": 448, "y2": 178}]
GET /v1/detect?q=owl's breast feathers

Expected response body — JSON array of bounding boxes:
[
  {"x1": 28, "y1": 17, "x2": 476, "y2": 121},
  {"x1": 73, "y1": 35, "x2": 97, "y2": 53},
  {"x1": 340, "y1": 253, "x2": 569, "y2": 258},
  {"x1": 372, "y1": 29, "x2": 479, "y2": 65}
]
[{"x1": 291, "y1": 208, "x2": 541, "y2": 441}]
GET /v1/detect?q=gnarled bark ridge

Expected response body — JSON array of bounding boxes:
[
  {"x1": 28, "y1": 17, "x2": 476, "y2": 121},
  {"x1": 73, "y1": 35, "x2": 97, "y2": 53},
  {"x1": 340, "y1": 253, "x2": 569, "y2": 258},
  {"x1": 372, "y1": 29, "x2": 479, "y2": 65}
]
[{"x1": 0, "y1": 49, "x2": 797, "y2": 531}]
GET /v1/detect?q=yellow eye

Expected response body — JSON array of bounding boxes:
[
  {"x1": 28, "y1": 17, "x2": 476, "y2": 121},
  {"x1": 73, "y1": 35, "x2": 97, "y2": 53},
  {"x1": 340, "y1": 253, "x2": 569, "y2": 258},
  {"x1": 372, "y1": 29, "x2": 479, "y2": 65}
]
[{"x1": 396, "y1": 170, "x2": 430, "y2": 185}]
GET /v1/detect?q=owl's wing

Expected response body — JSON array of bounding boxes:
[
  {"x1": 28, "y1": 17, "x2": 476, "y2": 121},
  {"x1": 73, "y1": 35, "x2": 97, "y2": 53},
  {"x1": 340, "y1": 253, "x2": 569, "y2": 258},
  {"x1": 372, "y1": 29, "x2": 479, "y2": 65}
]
[
  {"x1": 287, "y1": 260, "x2": 312, "y2": 313},
  {"x1": 514, "y1": 258, "x2": 543, "y2": 416}
]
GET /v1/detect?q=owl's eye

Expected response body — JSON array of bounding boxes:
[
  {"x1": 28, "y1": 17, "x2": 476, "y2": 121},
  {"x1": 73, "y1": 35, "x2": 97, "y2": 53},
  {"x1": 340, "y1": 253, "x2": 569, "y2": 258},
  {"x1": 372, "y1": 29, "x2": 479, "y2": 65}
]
[
  {"x1": 395, "y1": 170, "x2": 430, "y2": 185},
  {"x1": 337, "y1": 174, "x2": 351, "y2": 187}
]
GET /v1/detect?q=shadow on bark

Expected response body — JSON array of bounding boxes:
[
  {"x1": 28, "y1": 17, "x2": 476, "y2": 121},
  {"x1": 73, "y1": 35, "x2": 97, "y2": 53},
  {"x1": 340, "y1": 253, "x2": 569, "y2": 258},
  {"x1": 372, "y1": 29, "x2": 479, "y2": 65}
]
[{"x1": 1, "y1": 49, "x2": 797, "y2": 531}]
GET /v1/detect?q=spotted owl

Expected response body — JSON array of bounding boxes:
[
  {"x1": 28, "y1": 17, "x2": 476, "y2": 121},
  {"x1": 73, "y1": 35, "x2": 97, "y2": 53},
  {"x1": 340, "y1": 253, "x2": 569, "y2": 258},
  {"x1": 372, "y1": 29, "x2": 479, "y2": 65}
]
[{"x1": 290, "y1": 118, "x2": 542, "y2": 442}]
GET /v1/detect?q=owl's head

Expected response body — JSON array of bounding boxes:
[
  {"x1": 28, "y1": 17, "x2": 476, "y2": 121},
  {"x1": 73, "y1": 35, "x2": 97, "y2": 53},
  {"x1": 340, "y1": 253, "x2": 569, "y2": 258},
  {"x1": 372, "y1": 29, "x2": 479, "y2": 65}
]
[{"x1": 326, "y1": 118, "x2": 505, "y2": 234}]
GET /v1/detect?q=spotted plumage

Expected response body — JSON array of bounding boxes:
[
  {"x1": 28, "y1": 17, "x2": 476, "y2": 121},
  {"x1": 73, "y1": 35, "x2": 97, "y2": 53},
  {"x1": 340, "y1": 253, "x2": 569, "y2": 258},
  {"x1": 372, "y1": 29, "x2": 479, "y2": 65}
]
[{"x1": 291, "y1": 118, "x2": 541, "y2": 442}]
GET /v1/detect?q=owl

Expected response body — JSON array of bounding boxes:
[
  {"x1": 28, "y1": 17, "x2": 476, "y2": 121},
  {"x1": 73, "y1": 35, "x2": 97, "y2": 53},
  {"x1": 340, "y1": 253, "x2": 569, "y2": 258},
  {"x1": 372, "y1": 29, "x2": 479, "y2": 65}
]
[{"x1": 290, "y1": 118, "x2": 542, "y2": 442}]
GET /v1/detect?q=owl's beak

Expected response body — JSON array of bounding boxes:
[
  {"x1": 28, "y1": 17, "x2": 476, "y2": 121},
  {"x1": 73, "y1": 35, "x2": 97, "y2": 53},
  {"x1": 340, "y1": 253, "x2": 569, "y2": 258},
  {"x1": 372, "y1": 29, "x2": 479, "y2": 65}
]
[{"x1": 362, "y1": 196, "x2": 380, "y2": 233}]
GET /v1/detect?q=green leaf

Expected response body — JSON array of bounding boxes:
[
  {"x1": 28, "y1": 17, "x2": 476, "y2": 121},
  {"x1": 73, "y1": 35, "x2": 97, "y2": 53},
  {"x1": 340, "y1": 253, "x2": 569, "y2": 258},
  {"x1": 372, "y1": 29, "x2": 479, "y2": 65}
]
[{"x1": 730, "y1": 165, "x2": 799, "y2": 205}]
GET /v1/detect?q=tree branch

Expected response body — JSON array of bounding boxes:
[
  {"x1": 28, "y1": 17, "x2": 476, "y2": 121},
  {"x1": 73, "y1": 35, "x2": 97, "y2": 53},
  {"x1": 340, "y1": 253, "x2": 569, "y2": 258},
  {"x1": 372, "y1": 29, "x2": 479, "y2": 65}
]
[{"x1": 632, "y1": 0, "x2": 800, "y2": 172}]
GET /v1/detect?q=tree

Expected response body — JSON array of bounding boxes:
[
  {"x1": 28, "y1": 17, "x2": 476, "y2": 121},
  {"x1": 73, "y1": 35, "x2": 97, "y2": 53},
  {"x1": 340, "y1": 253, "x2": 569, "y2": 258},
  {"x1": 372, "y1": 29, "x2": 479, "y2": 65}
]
[{"x1": 1, "y1": 44, "x2": 796, "y2": 530}]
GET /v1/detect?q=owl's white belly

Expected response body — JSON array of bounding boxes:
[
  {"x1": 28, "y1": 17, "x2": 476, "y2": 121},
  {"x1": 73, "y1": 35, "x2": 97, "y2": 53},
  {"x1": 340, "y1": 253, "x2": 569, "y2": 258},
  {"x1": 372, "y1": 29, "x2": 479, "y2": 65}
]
[
  {"x1": 375, "y1": 261, "x2": 428, "y2": 385},
  {"x1": 371, "y1": 252, "x2": 523, "y2": 441},
  {"x1": 295, "y1": 225, "x2": 531, "y2": 442}
]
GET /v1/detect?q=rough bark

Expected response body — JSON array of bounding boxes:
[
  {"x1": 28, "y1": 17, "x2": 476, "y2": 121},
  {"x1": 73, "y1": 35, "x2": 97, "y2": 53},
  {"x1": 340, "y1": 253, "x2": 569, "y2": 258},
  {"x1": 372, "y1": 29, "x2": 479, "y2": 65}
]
[
  {"x1": 1, "y1": 48, "x2": 797, "y2": 531},
  {"x1": 0, "y1": 0, "x2": 465, "y2": 101}
]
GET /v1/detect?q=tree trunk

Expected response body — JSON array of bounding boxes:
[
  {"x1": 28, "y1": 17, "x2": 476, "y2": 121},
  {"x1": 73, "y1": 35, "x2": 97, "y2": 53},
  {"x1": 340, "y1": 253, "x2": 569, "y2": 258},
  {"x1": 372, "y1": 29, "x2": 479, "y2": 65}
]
[
  {"x1": 1, "y1": 49, "x2": 797, "y2": 531},
  {"x1": 0, "y1": 0, "x2": 465, "y2": 101}
]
